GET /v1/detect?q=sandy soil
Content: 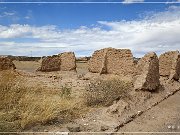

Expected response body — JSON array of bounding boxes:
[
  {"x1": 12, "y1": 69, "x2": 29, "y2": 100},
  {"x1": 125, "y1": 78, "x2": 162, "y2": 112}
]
[
  {"x1": 13, "y1": 60, "x2": 88, "y2": 75},
  {"x1": 13, "y1": 60, "x2": 41, "y2": 73},
  {"x1": 12, "y1": 61, "x2": 180, "y2": 134},
  {"x1": 118, "y1": 90, "x2": 180, "y2": 133}
]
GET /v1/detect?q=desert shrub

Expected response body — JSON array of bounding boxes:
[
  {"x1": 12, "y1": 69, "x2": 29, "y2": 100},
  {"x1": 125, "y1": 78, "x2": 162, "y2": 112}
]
[
  {"x1": 85, "y1": 78, "x2": 132, "y2": 106},
  {"x1": 61, "y1": 85, "x2": 72, "y2": 99},
  {"x1": 0, "y1": 71, "x2": 87, "y2": 131}
]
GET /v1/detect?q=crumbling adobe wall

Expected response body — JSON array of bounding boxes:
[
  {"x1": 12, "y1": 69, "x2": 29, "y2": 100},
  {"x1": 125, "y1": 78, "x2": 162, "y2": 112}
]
[
  {"x1": 0, "y1": 57, "x2": 16, "y2": 71},
  {"x1": 106, "y1": 48, "x2": 135, "y2": 76},
  {"x1": 159, "y1": 51, "x2": 180, "y2": 80},
  {"x1": 134, "y1": 52, "x2": 160, "y2": 91},
  {"x1": 88, "y1": 48, "x2": 108, "y2": 73},
  {"x1": 37, "y1": 55, "x2": 61, "y2": 72},
  {"x1": 59, "y1": 52, "x2": 76, "y2": 71},
  {"x1": 38, "y1": 52, "x2": 76, "y2": 72},
  {"x1": 88, "y1": 48, "x2": 135, "y2": 76}
]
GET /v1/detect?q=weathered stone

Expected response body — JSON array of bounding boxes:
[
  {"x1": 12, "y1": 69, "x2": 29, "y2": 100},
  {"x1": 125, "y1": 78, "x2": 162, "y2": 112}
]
[
  {"x1": 159, "y1": 51, "x2": 180, "y2": 80},
  {"x1": 59, "y1": 127, "x2": 70, "y2": 132},
  {"x1": 106, "y1": 100, "x2": 129, "y2": 115},
  {"x1": 66, "y1": 123, "x2": 81, "y2": 132},
  {"x1": 38, "y1": 52, "x2": 76, "y2": 72},
  {"x1": 134, "y1": 52, "x2": 160, "y2": 91},
  {"x1": 37, "y1": 55, "x2": 61, "y2": 72},
  {"x1": 100, "y1": 125, "x2": 109, "y2": 131},
  {"x1": 88, "y1": 48, "x2": 135, "y2": 76},
  {"x1": 0, "y1": 57, "x2": 16, "y2": 71},
  {"x1": 59, "y1": 52, "x2": 76, "y2": 71}
]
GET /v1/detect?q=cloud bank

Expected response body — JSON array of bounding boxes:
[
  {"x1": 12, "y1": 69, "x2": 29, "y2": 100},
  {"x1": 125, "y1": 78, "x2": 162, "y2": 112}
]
[{"x1": 0, "y1": 5, "x2": 180, "y2": 57}]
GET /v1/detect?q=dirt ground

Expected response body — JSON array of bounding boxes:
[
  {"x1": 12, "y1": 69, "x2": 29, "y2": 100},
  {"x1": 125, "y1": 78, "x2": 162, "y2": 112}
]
[
  {"x1": 119, "y1": 90, "x2": 180, "y2": 133},
  {"x1": 13, "y1": 60, "x2": 41, "y2": 73},
  {"x1": 6, "y1": 60, "x2": 180, "y2": 134},
  {"x1": 13, "y1": 60, "x2": 88, "y2": 75}
]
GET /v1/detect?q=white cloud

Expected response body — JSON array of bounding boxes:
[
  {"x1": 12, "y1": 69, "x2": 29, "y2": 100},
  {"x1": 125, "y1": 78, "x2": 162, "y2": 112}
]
[
  {"x1": 0, "y1": 6, "x2": 180, "y2": 57},
  {"x1": 0, "y1": 11, "x2": 16, "y2": 18},
  {"x1": 24, "y1": 10, "x2": 33, "y2": 20},
  {"x1": 0, "y1": 11, "x2": 19, "y2": 23},
  {"x1": 24, "y1": 16, "x2": 30, "y2": 19},
  {"x1": 122, "y1": 0, "x2": 144, "y2": 4},
  {"x1": 3, "y1": 11, "x2": 15, "y2": 16},
  {"x1": 166, "y1": 0, "x2": 180, "y2": 3}
]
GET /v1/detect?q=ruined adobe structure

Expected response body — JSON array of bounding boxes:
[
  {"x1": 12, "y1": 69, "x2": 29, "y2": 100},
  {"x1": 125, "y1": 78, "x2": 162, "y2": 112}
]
[
  {"x1": 88, "y1": 48, "x2": 160, "y2": 91},
  {"x1": 88, "y1": 48, "x2": 180, "y2": 91},
  {"x1": 159, "y1": 51, "x2": 180, "y2": 80},
  {"x1": 88, "y1": 48, "x2": 107, "y2": 74},
  {"x1": 37, "y1": 55, "x2": 61, "y2": 72},
  {"x1": 88, "y1": 48, "x2": 135, "y2": 76},
  {"x1": 59, "y1": 52, "x2": 76, "y2": 71},
  {"x1": 134, "y1": 52, "x2": 160, "y2": 91},
  {"x1": 0, "y1": 57, "x2": 16, "y2": 71},
  {"x1": 38, "y1": 52, "x2": 76, "y2": 72}
]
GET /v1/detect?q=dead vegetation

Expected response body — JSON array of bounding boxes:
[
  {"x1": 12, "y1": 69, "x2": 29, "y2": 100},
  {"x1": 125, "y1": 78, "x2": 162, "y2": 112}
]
[
  {"x1": 1, "y1": 49, "x2": 180, "y2": 133},
  {"x1": 13, "y1": 60, "x2": 41, "y2": 72},
  {"x1": 0, "y1": 70, "x2": 132, "y2": 132},
  {"x1": 85, "y1": 78, "x2": 133, "y2": 106},
  {"x1": 0, "y1": 70, "x2": 88, "y2": 132}
]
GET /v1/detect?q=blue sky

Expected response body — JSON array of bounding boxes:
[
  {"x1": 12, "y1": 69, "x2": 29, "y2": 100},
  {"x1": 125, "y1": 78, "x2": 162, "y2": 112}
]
[
  {"x1": 0, "y1": 0, "x2": 180, "y2": 57},
  {"x1": 0, "y1": 1, "x2": 171, "y2": 28}
]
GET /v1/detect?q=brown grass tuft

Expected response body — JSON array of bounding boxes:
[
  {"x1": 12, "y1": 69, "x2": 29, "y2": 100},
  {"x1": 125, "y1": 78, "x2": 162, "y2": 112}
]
[
  {"x1": 85, "y1": 78, "x2": 132, "y2": 106},
  {"x1": 0, "y1": 70, "x2": 88, "y2": 131}
]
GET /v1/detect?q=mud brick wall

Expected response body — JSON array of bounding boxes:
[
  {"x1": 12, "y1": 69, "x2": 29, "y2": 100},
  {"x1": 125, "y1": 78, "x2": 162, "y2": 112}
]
[
  {"x1": 106, "y1": 48, "x2": 135, "y2": 76},
  {"x1": 88, "y1": 48, "x2": 108, "y2": 73},
  {"x1": 38, "y1": 52, "x2": 76, "y2": 72},
  {"x1": 38, "y1": 55, "x2": 61, "y2": 72},
  {"x1": 0, "y1": 57, "x2": 16, "y2": 71},
  {"x1": 134, "y1": 52, "x2": 160, "y2": 91},
  {"x1": 59, "y1": 52, "x2": 76, "y2": 71},
  {"x1": 159, "y1": 51, "x2": 180, "y2": 80},
  {"x1": 88, "y1": 48, "x2": 135, "y2": 76}
]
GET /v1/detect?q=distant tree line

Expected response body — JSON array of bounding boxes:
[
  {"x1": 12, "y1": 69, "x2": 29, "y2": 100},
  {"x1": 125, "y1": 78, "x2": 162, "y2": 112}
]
[{"x1": 7, "y1": 55, "x2": 41, "y2": 61}]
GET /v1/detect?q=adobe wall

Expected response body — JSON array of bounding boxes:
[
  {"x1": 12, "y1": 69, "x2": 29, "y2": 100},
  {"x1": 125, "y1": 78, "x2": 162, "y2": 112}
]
[
  {"x1": 0, "y1": 57, "x2": 16, "y2": 71},
  {"x1": 59, "y1": 52, "x2": 76, "y2": 71},
  {"x1": 88, "y1": 48, "x2": 108, "y2": 73},
  {"x1": 38, "y1": 52, "x2": 76, "y2": 72},
  {"x1": 159, "y1": 51, "x2": 180, "y2": 80},
  {"x1": 134, "y1": 52, "x2": 160, "y2": 91},
  {"x1": 88, "y1": 48, "x2": 135, "y2": 76},
  {"x1": 38, "y1": 55, "x2": 61, "y2": 72},
  {"x1": 106, "y1": 48, "x2": 135, "y2": 76}
]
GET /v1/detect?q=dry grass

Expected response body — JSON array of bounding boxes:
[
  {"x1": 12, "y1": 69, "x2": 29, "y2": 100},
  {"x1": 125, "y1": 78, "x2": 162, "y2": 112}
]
[
  {"x1": 13, "y1": 60, "x2": 89, "y2": 74},
  {"x1": 0, "y1": 70, "x2": 88, "y2": 132},
  {"x1": 76, "y1": 62, "x2": 88, "y2": 75},
  {"x1": 85, "y1": 78, "x2": 133, "y2": 106},
  {"x1": 0, "y1": 61, "x2": 133, "y2": 132},
  {"x1": 13, "y1": 60, "x2": 41, "y2": 72}
]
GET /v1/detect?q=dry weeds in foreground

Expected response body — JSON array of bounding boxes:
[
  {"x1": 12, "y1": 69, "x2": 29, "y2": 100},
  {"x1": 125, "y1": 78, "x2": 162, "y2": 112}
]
[
  {"x1": 0, "y1": 70, "x2": 88, "y2": 131},
  {"x1": 0, "y1": 70, "x2": 132, "y2": 132}
]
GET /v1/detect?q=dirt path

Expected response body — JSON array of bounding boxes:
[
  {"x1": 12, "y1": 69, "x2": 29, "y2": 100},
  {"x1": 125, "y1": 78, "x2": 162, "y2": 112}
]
[{"x1": 118, "y1": 90, "x2": 180, "y2": 133}]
